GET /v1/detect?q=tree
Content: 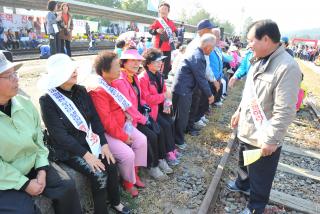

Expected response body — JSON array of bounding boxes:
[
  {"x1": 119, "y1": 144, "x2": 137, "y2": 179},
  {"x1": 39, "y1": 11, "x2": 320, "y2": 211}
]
[
  {"x1": 78, "y1": 0, "x2": 121, "y2": 8},
  {"x1": 220, "y1": 20, "x2": 235, "y2": 35},
  {"x1": 241, "y1": 17, "x2": 253, "y2": 39},
  {"x1": 186, "y1": 9, "x2": 212, "y2": 26},
  {"x1": 120, "y1": 0, "x2": 157, "y2": 16}
]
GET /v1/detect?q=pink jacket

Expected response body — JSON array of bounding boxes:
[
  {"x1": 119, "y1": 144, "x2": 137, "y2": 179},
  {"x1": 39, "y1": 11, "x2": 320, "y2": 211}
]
[
  {"x1": 139, "y1": 70, "x2": 166, "y2": 121},
  {"x1": 229, "y1": 51, "x2": 240, "y2": 69},
  {"x1": 111, "y1": 69, "x2": 147, "y2": 127}
]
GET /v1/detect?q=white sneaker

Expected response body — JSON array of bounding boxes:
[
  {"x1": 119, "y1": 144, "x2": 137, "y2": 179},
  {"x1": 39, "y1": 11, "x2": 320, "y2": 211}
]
[
  {"x1": 195, "y1": 119, "x2": 206, "y2": 127},
  {"x1": 201, "y1": 116, "x2": 209, "y2": 124},
  {"x1": 148, "y1": 167, "x2": 167, "y2": 180},
  {"x1": 214, "y1": 101, "x2": 223, "y2": 107},
  {"x1": 158, "y1": 159, "x2": 173, "y2": 174}
]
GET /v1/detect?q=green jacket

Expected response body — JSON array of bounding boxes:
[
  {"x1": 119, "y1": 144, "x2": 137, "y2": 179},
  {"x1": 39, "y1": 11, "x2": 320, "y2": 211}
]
[{"x1": 0, "y1": 95, "x2": 49, "y2": 190}]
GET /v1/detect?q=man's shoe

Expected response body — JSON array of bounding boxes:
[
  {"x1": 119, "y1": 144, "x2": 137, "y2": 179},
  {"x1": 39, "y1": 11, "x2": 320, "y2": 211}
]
[
  {"x1": 194, "y1": 119, "x2": 207, "y2": 127},
  {"x1": 239, "y1": 208, "x2": 252, "y2": 214},
  {"x1": 201, "y1": 116, "x2": 210, "y2": 124},
  {"x1": 214, "y1": 101, "x2": 223, "y2": 107},
  {"x1": 226, "y1": 180, "x2": 250, "y2": 195},
  {"x1": 175, "y1": 143, "x2": 187, "y2": 150},
  {"x1": 112, "y1": 204, "x2": 131, "y2": 214}
]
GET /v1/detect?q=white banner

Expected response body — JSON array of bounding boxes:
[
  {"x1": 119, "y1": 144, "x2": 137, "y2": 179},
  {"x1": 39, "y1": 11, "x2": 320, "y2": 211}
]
[{"x1": 72, "y1": 19, "x2": 99, "y2": 35}]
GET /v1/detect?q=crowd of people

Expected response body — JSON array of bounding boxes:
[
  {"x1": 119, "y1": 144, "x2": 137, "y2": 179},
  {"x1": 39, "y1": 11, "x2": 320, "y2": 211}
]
[{"x1": 0, "y1": 0, "x2": 305, "y2": 214}]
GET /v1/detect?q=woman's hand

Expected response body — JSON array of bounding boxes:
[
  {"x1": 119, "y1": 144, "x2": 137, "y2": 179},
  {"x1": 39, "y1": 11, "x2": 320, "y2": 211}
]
[
  {"x1": 25, "y1": 179, "x2": 43, "y2": 196},
  {"x1": 125, "y1": 136, "x2": 133, "y2": 145},
  {"x1": 101, "y1": 144, "x2": 116, "y2": 164},
  {"x1": 125, "y1": 112, "x2": 133, "y2": 122},
  {"x1": 83, "y1": 152, "x2": 105, "y2": 172}
]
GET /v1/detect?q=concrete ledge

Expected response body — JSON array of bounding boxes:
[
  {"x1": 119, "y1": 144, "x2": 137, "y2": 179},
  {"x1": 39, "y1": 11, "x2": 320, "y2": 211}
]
[{"x1": 34, "y1": 162, "x2": 94, "y2": 214}]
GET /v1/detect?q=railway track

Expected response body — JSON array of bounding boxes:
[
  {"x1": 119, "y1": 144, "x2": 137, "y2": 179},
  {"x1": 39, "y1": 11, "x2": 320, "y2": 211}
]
[{"x1": 202, "y1": 99, "x2": 320, "y2": 214}]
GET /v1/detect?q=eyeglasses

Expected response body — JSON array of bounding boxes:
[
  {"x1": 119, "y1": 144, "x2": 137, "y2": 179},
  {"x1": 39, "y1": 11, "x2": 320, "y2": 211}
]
[{"x1": 0, "y1": 71, "x2": 19, "y2": 81}]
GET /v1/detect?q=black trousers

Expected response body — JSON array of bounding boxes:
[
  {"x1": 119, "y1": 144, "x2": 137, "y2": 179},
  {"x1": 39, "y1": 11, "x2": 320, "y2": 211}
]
[
  {"x1": 211, "y1": 81, "x2": 223, "y2": 103},
  {"x1": 235, "y1": 140, "x2": 281, "y2": 214},
  {"x1": 137, "y1": 124, "x2": 165, "y2": 167},
  {"x1": 0, "y1": 163, "x2": 81, "y2": 214},
  {"x1": 196, "y1": 82, "x2": 211, "y2": 122},
  {"x1": 172, "y1": 92, "x2": 192, "y2": 145},
  {"x1": 187, "y1": 86, "x2": 201, "y2": 130},
  {"x1": 162, "y1": 51, "x2": 172, "y2": 79},
  {"x1": 60, "y1": 40, "x2": 72, "y2": 57},
  {"x1": 64, "y1": 156, "x2": 120, "y2": 214},
  {"x1": 157, "y1": 113, "x2": 175, "y2": 153},
  {"x1": 49, "y1": 33, "x2": 60, "y2": 55}
]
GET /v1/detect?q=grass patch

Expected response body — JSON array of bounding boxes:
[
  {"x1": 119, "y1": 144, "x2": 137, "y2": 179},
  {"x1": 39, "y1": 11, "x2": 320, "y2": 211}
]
[{"x1": 297, "y1": 60, "x2": 320, "y2": 98}]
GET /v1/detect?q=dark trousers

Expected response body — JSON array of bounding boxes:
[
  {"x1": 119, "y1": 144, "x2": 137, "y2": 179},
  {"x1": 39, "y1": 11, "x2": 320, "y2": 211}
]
[
  {"x1": 196, "y1": 83, "x2": 210, "y2": 121},
  {"x1": 49, "y1": 33, "x2": 60, "y2": 55},
  {"x1": 60, "y1": 40, "x2": 71, "y2": 57},
  {"x1": 137, "y1": 124, "x2": 164, "y2": 167},
  {"x1": 157, "y1": 113, "x2": 175, "y2": 153},
  {"x1": 172, "y1": 92, "x2": 192, "y2": 145},
  {"x1": 187, "y1": 86, "x2": 201, "y2": 130},
  {"x1": 162, "y1": 51, "x2": 172, "y2": 79},
  {"x1": 64, "y1": 156, "x2": 120, "y2": 214},
  {"x1": 235, "y1": 140, "x2": 282, "y2": 214},
  {"x1": 0, "y1": 163, "x2": 81, "y2": 214},
  {"x1": 211, "y1": 81, "x2": 223, "y2": 103}
]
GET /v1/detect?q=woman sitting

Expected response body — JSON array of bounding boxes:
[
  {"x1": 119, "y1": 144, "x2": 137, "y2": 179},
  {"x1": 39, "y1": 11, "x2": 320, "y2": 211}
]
[
  {"x1": 140, "y1": 48, "x2": 180, "y2": 166},
  {"x1": 38, "y1": 54, "x2": 130, "y2": 214},
  {"x1": 89, "y1": 51, "x2": 147, "y2": 197},
  {"x1": 112, "y1": 48, "x2": 172, "y2": 180}
]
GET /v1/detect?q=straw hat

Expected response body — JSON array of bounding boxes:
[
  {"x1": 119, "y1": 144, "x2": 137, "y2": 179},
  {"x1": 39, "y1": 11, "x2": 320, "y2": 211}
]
[
  {"x1": 37, "y1": 54, "x2": 92, "y2": 91},
  {"x1": 0, "y1": 52, "x2": 23, "y2": 74}
]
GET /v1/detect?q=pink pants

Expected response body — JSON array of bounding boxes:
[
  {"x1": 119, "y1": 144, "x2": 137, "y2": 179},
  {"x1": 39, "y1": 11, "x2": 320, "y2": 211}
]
[{"x1": 105, "y1": 126, "x2": 147, "y2": 183}]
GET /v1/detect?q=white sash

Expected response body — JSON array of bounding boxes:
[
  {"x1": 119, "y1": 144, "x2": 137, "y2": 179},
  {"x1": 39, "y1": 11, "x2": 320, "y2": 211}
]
[
  {"x1": 48, "y1": 88, "x2": 101, "y2": 158},
  {"x1": 97, "y1": 76, "x2": 132, "y2": 111},
  {"x1": 241, "y1": 62, "x2": 270, "y2": 135},
  {"x1": 158, "y1": 17, "x2": 174, "y2": 46}
]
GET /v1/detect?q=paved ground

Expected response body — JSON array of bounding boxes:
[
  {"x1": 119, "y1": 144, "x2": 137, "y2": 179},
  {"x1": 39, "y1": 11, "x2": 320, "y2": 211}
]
[{"x1": 301, "y1": 60, "x2": 320, "y2": 74}]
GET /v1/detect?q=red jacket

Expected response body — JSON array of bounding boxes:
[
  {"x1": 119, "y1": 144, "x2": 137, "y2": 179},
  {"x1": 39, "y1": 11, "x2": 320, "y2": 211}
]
[
  {"x1": 139, "y1": 70, "x2": 166, "y2": 121},
  {"x1": 149, "y1": 17, "x2": 177, "y2": 52},
  {"x1": 89, "y1": 86, "x2": 128, "y2": 142},
  {"x1": 112, "y1": 69, "x2": 147, "y2": 127}
]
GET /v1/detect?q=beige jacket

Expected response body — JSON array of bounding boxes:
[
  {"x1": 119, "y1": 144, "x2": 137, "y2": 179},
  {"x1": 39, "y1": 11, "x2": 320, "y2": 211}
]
[{"x1": 237, "y1": 46, "x2": 302, "y2": 148}]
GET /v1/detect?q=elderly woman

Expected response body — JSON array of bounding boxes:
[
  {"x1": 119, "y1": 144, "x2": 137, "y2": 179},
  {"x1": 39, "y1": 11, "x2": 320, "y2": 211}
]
[
  {"x1": 58, "y1": 3, "x2": 73, "y2": 56},
  {"x1": 89, "y1": 51, "x2": 147, "y2": 197},
  {"x1": 0, "y1": 52, "x2": 81, "y2": 214},
  {"x1": 139, "y1": 48, "x2": 179, "y2": 166},
  {"x1": 38, "y1": 54, "x2": 130, "y2": 214},
  {"x1": 112, "y1": 48, "x2": 172, "y2": 180}
]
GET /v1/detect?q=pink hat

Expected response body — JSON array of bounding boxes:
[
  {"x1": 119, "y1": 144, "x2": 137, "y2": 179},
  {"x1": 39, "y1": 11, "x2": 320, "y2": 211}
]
[{"x1": 120, "y1": 49, "x2": 145, "y2": 60}]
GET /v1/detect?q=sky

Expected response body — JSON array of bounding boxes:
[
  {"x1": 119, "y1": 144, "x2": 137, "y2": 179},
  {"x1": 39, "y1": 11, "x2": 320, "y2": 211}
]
[{"x1": 166, "y1": 0, "x2": 320, "y2": 33}]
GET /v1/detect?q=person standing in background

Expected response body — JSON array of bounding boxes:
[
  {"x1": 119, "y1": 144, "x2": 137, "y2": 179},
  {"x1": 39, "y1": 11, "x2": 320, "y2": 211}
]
[
  {"x1": 46, "y1": 0, "x2": 60, "y2": 55},
  {"x1": 58, "y1": 3, "x2": 73, "y2": 57},
  {"x1": 149, "y1": 2, "x2": 177, "y2": 79}
]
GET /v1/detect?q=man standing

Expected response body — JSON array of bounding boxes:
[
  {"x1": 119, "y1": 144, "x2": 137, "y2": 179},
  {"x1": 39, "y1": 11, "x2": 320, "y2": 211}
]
[
  {"x1": 172, "y1": 34, "x2": 216, "y2": 150},
  {"x1": 0, "y1": 53, "x2": 81, "y2": 214},
  {"x1": 149, "y1": 2, "x2": 177, "y2": 79},
  {"x1": 227, "y1": 20, "x2": 301, "y2": 214},
  {"x1": 177, "y1": 22, "x2": 185, "y2": 45}
]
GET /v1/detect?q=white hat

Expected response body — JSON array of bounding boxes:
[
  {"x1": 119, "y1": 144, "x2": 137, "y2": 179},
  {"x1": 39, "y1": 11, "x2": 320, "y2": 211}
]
[
  {"x1": 37, "y1": 54, "x2": 92, "y2": 91},
  {"x1": 0, "y1": 52, "x2": 23, "y2": 74}
]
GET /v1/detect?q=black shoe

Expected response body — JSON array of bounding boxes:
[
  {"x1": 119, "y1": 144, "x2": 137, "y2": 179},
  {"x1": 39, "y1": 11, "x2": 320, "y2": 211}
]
[
  {"x1": 226, "y1": 180, "x2": 250, "y2": 195},
  {"x1": 187, "y1": 129, "x2": 200, "y2": 136},
  {"x1": 112, "y1": 205, "x2": 131, "y2": 214}
]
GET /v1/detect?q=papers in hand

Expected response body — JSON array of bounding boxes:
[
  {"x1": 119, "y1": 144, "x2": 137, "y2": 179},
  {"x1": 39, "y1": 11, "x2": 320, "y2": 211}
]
[
  {"x1": 53, "y1": 24, "x2": 59, "y2": 34},
  {"x1": 243, "y1": 149, "x2": 262, "y2": 166}
]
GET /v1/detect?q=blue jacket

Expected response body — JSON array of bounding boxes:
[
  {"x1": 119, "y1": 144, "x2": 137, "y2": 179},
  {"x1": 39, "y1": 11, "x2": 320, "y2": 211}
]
[
  {"x1": 173, "y1": 47, "x2": 212, "y2": 98},
  {"x1": 209, "y1": 47, "x2": 233, "y2": 80},
  {"x1": 234, "y1": 50, "x2": 253, "y2": 79}
]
